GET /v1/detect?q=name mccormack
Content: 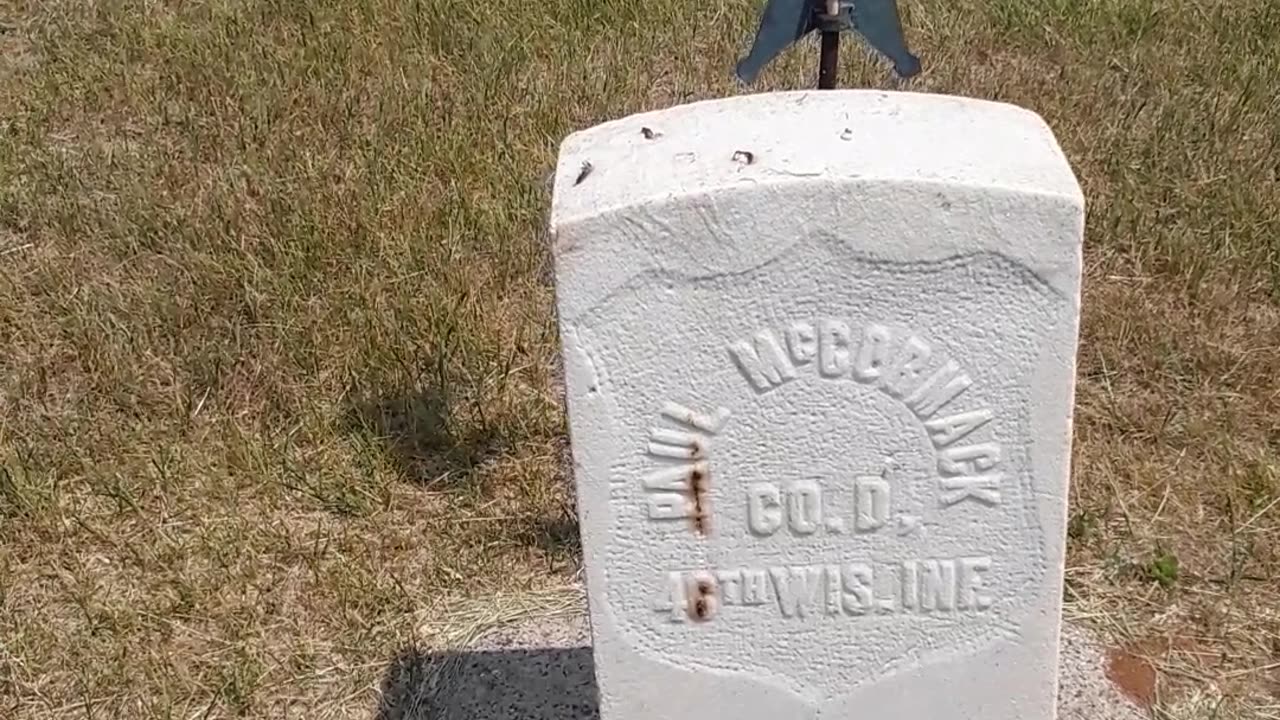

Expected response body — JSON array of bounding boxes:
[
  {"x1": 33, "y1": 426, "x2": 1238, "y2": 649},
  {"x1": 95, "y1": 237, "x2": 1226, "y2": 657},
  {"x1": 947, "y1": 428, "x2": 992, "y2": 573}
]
[{"x1": 728, "y1": 319, "x2": 1004, "y2": 508}]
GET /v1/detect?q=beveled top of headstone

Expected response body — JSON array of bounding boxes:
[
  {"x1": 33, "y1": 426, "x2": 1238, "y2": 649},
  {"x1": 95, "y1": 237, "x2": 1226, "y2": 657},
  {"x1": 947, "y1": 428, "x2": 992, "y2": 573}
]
[
  {"x1": 551, "y1": 91, "x2": 1082, "y2": 321},
  {"x1": 552, "y1": 90, "x2": 1080, "y2": 219},
  {"x1": 550, "y1": 90, "x2": 1084, "y2": 719}
]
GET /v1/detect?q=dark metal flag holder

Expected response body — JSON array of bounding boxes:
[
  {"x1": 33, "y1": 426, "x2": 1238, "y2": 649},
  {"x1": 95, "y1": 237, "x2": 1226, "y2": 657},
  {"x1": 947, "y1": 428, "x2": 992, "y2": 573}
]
[
  {"x1": 816, "y1": 0, "x2": 843, "y2": 89},
  {"x1": 736, "y1": 0, "x2": 922, "y2": 90}
]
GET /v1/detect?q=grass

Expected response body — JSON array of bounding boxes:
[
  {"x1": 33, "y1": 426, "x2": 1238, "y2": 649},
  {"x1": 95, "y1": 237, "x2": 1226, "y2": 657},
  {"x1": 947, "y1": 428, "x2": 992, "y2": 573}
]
[{"x1": 0, "y1": 0, "x2": 1277, "y2": 717}]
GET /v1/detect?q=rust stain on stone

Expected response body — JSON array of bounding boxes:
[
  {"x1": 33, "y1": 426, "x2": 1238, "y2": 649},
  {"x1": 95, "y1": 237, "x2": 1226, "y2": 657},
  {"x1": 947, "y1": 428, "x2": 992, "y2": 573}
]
[
  {"x1": 688, "y1": 577, "x2": 716, "y2": 622},
  {"x1": 689, "y1": 464, "x2": 709, "y2": 535}
]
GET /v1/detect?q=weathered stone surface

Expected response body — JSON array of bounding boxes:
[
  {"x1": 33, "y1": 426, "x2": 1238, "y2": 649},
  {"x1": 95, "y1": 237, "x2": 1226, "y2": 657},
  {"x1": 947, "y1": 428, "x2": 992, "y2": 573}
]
[{"x1": 549, "y1": 90, "x2": 1085, "y2": 719}]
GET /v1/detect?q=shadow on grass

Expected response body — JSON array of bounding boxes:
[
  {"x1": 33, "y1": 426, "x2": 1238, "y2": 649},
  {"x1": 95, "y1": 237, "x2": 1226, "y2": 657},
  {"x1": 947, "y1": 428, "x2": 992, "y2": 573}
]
[
  {"x1": 343, "y1": 386, "x2": 503, "y2": 488},
  {"x1": 375, "y1": 646, "x2": 599, "y2": 720},
  {"x1": 517, "y1": 514, "x2": 582, "y2": 561}
]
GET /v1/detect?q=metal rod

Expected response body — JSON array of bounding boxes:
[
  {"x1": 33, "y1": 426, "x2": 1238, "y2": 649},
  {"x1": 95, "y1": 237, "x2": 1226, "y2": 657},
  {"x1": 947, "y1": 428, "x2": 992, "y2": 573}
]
[
  {"x1": 818, "y1": 30, "x2": 839, "y2": 88},
  {"x1": 817, "y1": 0, "x2": 840, "y2": 89}
]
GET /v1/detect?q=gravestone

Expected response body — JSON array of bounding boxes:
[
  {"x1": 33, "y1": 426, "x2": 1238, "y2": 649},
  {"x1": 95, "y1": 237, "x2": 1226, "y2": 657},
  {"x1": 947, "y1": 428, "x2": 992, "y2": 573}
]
[{"x1": 549, "y1": 90, "x2": 1085, "y2": 719}]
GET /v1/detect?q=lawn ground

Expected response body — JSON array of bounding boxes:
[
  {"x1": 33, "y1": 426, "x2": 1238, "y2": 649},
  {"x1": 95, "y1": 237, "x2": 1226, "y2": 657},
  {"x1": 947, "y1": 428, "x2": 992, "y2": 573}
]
[{"x1": 1, "y1": 0, "x2": 1278, "y2": 717}]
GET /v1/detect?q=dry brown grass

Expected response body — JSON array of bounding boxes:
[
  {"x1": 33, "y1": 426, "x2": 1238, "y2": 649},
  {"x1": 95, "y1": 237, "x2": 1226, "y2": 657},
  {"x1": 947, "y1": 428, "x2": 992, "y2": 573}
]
[{"x1": 0, "y1": 0, "x2": 1277, "y2": 717}]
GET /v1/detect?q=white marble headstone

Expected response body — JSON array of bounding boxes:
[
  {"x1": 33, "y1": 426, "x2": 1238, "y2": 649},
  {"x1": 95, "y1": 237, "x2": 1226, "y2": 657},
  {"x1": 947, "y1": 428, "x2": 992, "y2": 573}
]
[{"x1": 549, "y1": 90, "x2": 1085, "y2": 720}]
